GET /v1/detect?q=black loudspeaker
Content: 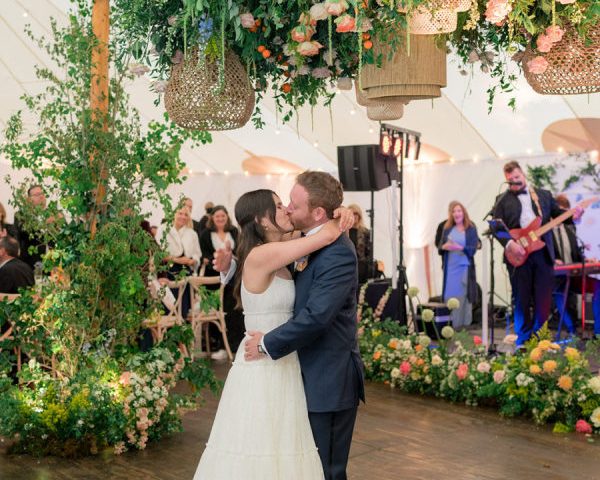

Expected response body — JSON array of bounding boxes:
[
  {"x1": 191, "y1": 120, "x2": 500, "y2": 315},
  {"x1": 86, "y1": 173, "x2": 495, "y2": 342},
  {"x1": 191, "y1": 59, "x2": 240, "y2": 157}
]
[
  {"x1": 364, "y1": 279, "x2": 406, "y2": 324},
  {"x1": 337, "y1": 144, "x2": 399, "y2": 192}
]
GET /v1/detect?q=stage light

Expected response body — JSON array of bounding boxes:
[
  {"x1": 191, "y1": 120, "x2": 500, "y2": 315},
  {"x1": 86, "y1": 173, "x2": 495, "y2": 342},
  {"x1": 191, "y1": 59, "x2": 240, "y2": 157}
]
[
  {"x1": 380, "y1": 131, "x2": 391, "y2": 155},
  {"x1": 392, "y1": 134, "x2": 403, "y2": 158}
]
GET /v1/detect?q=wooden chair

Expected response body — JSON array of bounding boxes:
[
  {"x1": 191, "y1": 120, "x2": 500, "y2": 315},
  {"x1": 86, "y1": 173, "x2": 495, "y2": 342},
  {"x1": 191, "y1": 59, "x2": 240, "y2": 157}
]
[
  {"x1": 188, "y1": 275, "x2": 233, "y2": 362},
  {"x1": 143, "y1": 278, "x2": 188, "y2": 345}
]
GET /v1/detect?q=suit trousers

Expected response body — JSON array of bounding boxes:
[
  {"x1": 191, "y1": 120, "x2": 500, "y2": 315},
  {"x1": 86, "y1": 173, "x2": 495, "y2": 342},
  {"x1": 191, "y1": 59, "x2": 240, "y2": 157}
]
[
  {"x1": 507, "y1": 249, "x2": 554, "y2": 345},
  {"x1": 309, "y1": 406, "x2": 358, "y2": 480}
]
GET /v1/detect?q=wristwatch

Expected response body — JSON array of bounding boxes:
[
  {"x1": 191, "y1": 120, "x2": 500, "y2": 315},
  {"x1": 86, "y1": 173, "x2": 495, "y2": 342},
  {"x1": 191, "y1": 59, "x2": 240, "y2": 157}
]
[{"x1": 257, "y1": 344, "x2": 265, "y2": 355}]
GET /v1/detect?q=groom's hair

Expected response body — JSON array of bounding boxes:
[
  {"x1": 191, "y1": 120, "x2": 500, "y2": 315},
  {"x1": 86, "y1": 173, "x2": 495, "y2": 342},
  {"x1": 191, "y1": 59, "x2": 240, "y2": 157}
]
[{"x1": 296, "y1": 171, "x2": 343, "y2": 219}]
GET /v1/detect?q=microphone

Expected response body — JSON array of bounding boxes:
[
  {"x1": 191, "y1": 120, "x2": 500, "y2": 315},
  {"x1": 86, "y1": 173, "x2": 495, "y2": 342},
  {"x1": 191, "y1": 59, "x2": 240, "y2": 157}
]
[{"x1": 505, "y1": 180, "x2": 523, "y2": 186}]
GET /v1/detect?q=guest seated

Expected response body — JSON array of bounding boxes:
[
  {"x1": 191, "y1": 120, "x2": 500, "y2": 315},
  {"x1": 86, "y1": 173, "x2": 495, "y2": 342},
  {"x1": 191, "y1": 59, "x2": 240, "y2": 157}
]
[
  {"x1": 0, "y1": 236, "x2": 34, "y2": 293},
  {"x1": 156, "y1": 206, "x2": 201, "y2": 319},
  {"x1": 0, "y1": 202, "x2": 18, "y2": 241}
]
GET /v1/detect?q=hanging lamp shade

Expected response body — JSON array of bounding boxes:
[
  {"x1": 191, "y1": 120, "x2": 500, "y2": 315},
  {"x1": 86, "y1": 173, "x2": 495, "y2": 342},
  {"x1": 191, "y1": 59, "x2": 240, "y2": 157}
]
[
  {"x1": 360, "y1": 32, "x2": 447, "y2": 101},
  {"x1": 523, "y1": 27, "x2": 600, "y2": 95},
  {"x1": 455, "y1": 0, "x2": 471, "y2": 12},
  {"x1": 408, "y1": 5, "x2": 458, "y2": 35},
  {"x1": 355, "y1": 80, "x2": 406, "y2": 121},
  {"x1": 165, "y1": 48, "x2": 255, "y2": 131}
]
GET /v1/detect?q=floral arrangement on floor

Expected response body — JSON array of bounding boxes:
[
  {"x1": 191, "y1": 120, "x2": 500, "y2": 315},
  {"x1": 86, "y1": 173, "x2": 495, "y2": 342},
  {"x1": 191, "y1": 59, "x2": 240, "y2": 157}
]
[
  {"x1": 358, "y1": 285, "x2": 600, "y2": 435},
  {"x1": 112, "y1": 0, "x2": 600, "y2": 122},
  {"x1": 0, "y1": 5, "x2": 220, "y2": 457}
]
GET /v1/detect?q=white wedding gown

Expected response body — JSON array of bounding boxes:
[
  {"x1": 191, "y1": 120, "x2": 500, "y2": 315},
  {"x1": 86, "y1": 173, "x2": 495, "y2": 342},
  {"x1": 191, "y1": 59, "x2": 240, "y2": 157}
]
[{"x1": 193, "y1": 275, "x2": 324, "y2": 480}]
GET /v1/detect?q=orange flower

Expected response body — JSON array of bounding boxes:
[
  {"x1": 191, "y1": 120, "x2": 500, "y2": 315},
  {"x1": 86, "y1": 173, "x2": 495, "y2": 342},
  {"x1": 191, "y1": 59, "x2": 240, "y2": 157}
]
[
  {"x1": 564, "y1": 347, "x2": 580, "y2": 361},
  {"x1": 543, "y1": 360, "x2": 557, "y2": 373},
  {"x1": 388, "y1": 339, "x2": 398, "y2": 350},
  {"x1": 529, "y1": 364, "x2": 541, "y2": 375},
  {"x1": 558, "y1": 375, "x2": 573, "y2": 391},
  {"x1": 416, "y1": 358, "x2": 425, "y2": 366},
  {"x1": 529, "y1": 348, "x2": 543, "y2": 362},
  {"x1": 415, "y1": 344, "x2": 423, "y2": 352},
  {"x1": 373, "y1": 351, "x2": 382, "y2": 361}
]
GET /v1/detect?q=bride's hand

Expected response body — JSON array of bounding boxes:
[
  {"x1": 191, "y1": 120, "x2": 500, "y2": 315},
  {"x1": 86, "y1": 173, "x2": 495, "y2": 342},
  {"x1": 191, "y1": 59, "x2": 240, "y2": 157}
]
[
  {"x1": 333, "y1": 207, "x2": 354, "y2": 232},
  {"x1": 322, "y1": 217, "x2": 345, "y2": 243}
]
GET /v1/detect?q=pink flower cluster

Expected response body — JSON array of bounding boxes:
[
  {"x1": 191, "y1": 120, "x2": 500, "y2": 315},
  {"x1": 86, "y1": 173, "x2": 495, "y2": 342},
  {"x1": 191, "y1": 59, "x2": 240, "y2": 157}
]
[
  {"x1": 576, "y1": 419, "x2": 593, "y2": 434},
  {"x1": 400, "y1": 361, "x2": 412, "y2": 376},
  {"x1": 527, "y1": 56, "x2": 549, "y2": 75},
  {"x1": 456, "y1": 363, "x2": 469, "y2": 380},
  {"x1": 484, "y1": 0, "x2": 512, "y2": 25},
  {"x1": 536, "y1": 25, "x2": 565, "y2": 53}
]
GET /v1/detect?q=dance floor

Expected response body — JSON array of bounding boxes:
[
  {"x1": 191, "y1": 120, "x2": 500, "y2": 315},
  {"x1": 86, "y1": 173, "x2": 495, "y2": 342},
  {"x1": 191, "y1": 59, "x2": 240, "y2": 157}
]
[{"x1": 2, "y1": 361, "x2": 600, "y2": 480}]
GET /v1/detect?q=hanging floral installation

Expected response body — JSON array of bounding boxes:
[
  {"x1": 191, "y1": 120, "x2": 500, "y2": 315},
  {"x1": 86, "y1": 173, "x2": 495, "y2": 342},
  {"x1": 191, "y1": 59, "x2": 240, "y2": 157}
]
[{"x1": 114, "y1": 0, "x2": 600, "y2": 126}]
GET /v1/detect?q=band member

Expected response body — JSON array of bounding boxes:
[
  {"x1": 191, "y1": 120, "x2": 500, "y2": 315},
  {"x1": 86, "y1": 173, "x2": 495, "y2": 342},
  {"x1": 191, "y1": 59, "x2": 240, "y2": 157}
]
[
  {"x1": 492, "y1": 161, "x2": 583, "y2": 346},
  {"x1": 552, "y1": 194, "x2": 581, "y2": 336}
]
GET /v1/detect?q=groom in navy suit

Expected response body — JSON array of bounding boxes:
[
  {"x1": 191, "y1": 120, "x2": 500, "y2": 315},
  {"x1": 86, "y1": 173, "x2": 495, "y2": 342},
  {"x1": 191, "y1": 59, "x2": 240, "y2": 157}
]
[{"x1": 220, "y1": 172, "x2": 365, "y2": 480}]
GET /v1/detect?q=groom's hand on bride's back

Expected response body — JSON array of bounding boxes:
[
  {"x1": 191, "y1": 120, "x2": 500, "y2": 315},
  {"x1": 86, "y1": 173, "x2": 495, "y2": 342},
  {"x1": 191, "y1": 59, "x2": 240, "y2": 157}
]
[
  {"x1": 244, "y1": 331, "x2": 266, "y2": 361},
  {"x1": 213, "y1": 240, "x2": 233, "y2": 272}
]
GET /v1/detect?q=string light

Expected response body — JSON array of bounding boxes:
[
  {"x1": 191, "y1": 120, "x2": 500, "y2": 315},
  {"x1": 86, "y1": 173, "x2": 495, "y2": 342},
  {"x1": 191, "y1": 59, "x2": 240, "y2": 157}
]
[
  {"x1": 205, "y1": 170, "x2": 211, "y2": 176},
  {"x1": 224, "y1": 170, "x2": 229, "y2": 175},
  {"x1": 23, "y1": 11, "x2": 28, "y2": 17},
  {"x1": 557, "y1": 146, "x2": 564, "y2": 153},
  {"x1": 350, "y1": 108, "x2": 356, "y2": 115},
  {"x1": 275, "y1": 128, "x2": 281, "y2": 135},
  {"x1": 313, "y1": 140, "x2": 319, "y2": 148},
  {"x1": 368, "y1": 127, "x2": 374, "y2": 134},
  {"x1": 526, "y1": 148, "x2": 533, "y2": 155},
  {"x1": 244, "y1": 170, "x2": 249, "y2": 176}
]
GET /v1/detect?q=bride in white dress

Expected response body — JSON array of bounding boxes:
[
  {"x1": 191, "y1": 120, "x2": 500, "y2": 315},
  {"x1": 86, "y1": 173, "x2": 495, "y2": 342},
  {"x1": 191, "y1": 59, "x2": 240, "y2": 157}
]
[{"x1": 194, "y1": 189, "x2": 345, "y2": 480}]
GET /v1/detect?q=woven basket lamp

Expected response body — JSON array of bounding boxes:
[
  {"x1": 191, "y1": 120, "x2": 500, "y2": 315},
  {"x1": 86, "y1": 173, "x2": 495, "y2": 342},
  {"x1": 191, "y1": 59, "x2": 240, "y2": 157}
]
[
  {"x1": 355, "y1": 80, "x2": 406, "y2": 121},
  {"x1": 455, "y1": 0, "x2": 471, "y2": 12},
  {"x1": 360, "y1": 33, "x2": 447, "y2": 101},
  {"x1": 408, "y1": 0, "x2": 459, "y2": 35},
  {"x1": 523, "y1": 27, "x2": 600, "y2": 95},
  {"x1": 164, "y1": 49, "x2": 255, "y2": 131}
]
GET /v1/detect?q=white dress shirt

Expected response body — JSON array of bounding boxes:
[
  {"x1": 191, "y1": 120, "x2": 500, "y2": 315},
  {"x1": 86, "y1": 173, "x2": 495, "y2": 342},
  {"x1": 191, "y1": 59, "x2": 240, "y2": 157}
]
[
  {"x1": 157, "y1": 224, "x2": 201, "y2": 272},
  {"x1": 518, "y1": 188, "x2": 537, "y2": 228}
]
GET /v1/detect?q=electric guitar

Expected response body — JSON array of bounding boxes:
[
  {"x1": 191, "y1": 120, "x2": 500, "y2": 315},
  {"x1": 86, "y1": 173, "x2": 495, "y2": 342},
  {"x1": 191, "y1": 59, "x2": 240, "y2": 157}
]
[{"x1": 504, "y1": 196, "x2": 599, "y2": 267}]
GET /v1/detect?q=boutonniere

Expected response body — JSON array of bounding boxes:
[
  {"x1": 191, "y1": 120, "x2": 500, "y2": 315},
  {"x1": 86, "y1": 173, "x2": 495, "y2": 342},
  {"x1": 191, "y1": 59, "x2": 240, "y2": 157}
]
[{"x1": 295, "y1": 258, "x2": 308, "y2": 272}]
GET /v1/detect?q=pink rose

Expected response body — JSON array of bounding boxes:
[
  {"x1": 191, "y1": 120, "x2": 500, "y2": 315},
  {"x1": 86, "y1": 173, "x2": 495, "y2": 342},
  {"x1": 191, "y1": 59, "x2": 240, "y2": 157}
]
[
  {"x1": 325, "y1": 0, "x2": 349, "y2": 16},
  {"x1": 240, "y1": 13, "x2": 255, "y2": 28},
  {"x1": 167, "y1": 16, "x2": 177, "y2": 26},
  {"x1": 473, "y1": 335, "x2": 482, "y2": 346},
  {"x1": 484, "y1": 0, "x2": 512, "y2": 25},
  {"x1": 297, "y1": 41, "x2": 323, "y2": 56},
  {"x1": 536, "y1": 34, "x2": 554, "y2": 53},
  {"x1": 335, "y1": 14, "x2": 355, "y2": 33},
  {"x1": 310, "y1": 3, "x2": 329, "y2": 21},
  {"x1": 291, "y1": 26, "x2": 315, "y2": 43},
  {"x1": 545, "y1": 25, "x2": 564, "y2": 43},
  {"x1": 576, "y1": 419, "x2": 593, "y2": 434},
  {"x1": 456, "y1": 363, "x2": 469, "y2": 380},
  {"x1": 493, "y1": 370, "x2": 506, "y2": 384},
  {"x1": 527, "y1": 56, "x2": 549, "y2": 75},
  {"x1": 400, "y1": 361, "x2": 412, "y2": 376},
  {"x1": 119, "y1": 371, "x2": 131, "y2": 386}
]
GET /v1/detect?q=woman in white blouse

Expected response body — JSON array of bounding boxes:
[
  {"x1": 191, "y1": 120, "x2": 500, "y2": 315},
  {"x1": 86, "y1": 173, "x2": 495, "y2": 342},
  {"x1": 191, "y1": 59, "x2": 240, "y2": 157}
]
[
  {"x1": 158, "y1": 206, "x2": 201, "y2": 274},
  {"x1": 156, "y1": 206, "x2": 201, "y2": 319}
]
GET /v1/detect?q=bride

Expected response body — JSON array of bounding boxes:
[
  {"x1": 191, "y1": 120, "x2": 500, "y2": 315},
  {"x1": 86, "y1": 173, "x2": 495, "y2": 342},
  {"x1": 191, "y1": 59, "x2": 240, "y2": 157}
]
[{"x1": 193, "y1": 189, "x2": 346, "y2": 480}]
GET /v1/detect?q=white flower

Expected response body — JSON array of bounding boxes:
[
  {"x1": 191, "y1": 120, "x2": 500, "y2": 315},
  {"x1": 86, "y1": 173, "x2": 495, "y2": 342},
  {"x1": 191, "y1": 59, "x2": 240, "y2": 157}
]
[
  {"x1": 391, "y1": 368, "x2": 400, "y2": 379},
  {"x1": 422, "y1": 309, "x2": 435, "y2": 322},
  {"x1": 441, "y1": 326, "x2": 455, "y2": 339},
  {"x1": 128, "y1": 63, "x2": 150, "y2": 77},
  {"x1": 407, "y1": 287, "x2": 420, "y2": 298},
  {"x1": 446, "y1": 297, "x2": 460, "y2": 310},
  {"x1": 431, "y1": 355, "x2": 443, "y2": 366},
  {"x1": 591, "y1": 407, "x2": 600, "y2": 428},
  {"x1": 588, "y1": 376, "x2": 600, "y2": 395},
  {"x1": 516, "y1": 373, "x2": 533, "y2": 387},
  {"x1": 152, "y1": 80, "x2": 168, "y2": 93},
  {"x1": 401, "y1": 339, "x2": 412, "y2": 350},
  {"x1": 418, "y1": 336, "x2": 431, "y2": 348},
  {"x1": 310, "y1": 3, "x2": 329, "y2": 21}
]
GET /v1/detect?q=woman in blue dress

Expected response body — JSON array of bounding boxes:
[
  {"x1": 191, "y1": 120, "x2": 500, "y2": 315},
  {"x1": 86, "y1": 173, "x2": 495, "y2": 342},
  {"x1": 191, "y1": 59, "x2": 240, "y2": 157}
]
[{"x1": 438, "y1": 201, "x2": 480, "y2": 329}]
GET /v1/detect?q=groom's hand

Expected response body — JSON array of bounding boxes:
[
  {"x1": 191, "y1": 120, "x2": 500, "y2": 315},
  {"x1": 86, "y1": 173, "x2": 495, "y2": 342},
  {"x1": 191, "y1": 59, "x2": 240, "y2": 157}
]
[{"x1": 244, "y1": 331, "x2": 266, "y2": 361}]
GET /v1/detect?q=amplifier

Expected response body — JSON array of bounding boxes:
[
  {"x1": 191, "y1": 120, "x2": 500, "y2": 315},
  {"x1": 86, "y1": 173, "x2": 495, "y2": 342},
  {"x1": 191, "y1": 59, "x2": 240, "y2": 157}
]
[{"x1": 416, "y1": 303, "x2": 451, "y2": 337}]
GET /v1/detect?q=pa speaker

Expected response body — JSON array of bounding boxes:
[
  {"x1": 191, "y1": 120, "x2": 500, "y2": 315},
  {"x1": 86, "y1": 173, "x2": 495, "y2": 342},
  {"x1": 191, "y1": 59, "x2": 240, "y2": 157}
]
[{"x1": 337, "y1": 144, "x2": 399, "y2": 192}]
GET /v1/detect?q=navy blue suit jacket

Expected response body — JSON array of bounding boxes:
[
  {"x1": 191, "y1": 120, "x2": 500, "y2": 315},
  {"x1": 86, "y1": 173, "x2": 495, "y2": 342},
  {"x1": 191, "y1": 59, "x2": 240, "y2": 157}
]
[{"x1": 263, "y1": 234, "x2": 365, "y2": 413}]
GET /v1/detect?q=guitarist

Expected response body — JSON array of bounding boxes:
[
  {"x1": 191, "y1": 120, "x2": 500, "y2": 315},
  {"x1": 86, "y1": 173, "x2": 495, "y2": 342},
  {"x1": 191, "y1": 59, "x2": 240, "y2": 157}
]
[{"x1": 492, "y1": 161, "x2": 583, "y2": 346}]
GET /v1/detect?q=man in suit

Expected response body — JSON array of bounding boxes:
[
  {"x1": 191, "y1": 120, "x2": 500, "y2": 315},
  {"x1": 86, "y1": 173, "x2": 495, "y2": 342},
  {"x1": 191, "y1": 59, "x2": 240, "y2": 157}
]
[
  {"x1": 0, "y1": 236, "x2": 34, "y2": 293},
  {"x1": 14, "y1": 185, "x2": 50, "y2": 269},
  {"x1": 219, "y1": 172, "x2": 364, "y2": 480},
  {"x1": 492, "y1": 161, "x2": 583, "y2": 346}
]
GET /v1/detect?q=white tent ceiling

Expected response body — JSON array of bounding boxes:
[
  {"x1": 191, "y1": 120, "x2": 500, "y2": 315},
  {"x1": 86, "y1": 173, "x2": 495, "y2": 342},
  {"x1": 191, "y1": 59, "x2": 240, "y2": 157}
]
[{"x1": 1, "y1": 0, "x2": 599, "y2": 174}]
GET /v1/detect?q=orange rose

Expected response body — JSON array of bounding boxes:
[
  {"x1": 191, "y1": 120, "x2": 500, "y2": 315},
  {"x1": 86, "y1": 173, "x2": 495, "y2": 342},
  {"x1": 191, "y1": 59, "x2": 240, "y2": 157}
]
[
  {"x1": 297, "y1": 41, "x2": 323, "y2": 56},
  {"x1": 373, "y1": 351, "x2": 382, "y2": 361},
  {"x1": 543, "y1": 360, "x2": 557, "y2": 373},
  {"x1": 415, "y1": 344, "x2": 423, "y2": 352},
  {"x1": 558, "y1": 375, "x2": 573, "y2": 391},
  {"x1": 388, "y1": 340, "x2": 398, "y2": 350}
]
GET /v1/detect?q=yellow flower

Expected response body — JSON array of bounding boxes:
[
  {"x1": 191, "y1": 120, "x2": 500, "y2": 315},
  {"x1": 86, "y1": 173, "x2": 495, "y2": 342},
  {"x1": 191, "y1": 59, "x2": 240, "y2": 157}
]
[
  {"x1": 529, "y1": 364, "x2": 542, "y2": 375},
  {"x1": 543, "y1": 360, "x2": 557, "y2": 374},
  {"x1": 558, "y1": 375, "x2": 573, "y2": 391},
  {"x1": 421, "y1": 309, "x2": 434, "y2": 322},
  {"x1": 372, "y1": 329, "x2": 381, "y2": 338},
  {"x1": 564, "y1": 347, "x2": 580, "y2": 361},
  {"x1": 529, "y1": 348, "x2": 543, "y2": 362},
  {"x1": 538, "y1": 340, "x2": 551, "y2": 351}
]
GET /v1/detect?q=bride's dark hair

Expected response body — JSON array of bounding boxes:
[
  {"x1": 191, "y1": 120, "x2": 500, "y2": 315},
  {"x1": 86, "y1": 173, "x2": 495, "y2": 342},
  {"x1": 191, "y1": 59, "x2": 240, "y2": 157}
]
[{"x1": 233, "y1": 189, "x2": 286, "y2": 308}]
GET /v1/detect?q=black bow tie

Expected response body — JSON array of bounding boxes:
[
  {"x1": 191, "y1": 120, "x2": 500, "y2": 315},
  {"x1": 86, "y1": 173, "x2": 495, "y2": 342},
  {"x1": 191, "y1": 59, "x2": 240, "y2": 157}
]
[{"x1": 514, "y1": 188, "x2": 527, "y2": 196}]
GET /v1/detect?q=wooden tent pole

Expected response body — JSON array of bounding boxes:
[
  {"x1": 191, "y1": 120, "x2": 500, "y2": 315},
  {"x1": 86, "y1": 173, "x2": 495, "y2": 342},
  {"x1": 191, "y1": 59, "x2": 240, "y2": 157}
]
[{"x1": 89, "y1": 0, "x2": 109, "y2": 239}]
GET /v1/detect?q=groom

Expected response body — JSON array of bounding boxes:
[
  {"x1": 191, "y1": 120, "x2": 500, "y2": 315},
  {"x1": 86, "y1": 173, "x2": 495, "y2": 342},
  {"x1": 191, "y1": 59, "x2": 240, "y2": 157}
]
[{"x1": 217, "y1": 171, "x2": 365, "y2": 480}]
